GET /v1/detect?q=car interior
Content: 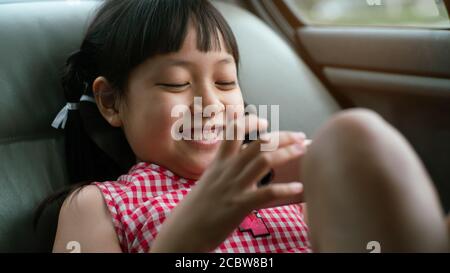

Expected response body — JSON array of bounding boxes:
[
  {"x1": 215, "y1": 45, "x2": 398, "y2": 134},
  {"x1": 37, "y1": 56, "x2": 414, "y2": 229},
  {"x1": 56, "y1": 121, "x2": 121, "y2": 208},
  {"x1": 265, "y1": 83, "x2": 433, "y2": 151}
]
[{"x1": 0, "y1": 0, "x2": 449, "y2": 252}]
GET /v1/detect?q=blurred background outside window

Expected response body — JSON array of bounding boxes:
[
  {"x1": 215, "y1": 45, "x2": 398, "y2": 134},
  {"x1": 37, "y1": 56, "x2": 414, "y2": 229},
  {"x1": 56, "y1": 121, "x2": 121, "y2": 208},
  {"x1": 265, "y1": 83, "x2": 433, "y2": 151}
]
[{"x1": 286, "y1": 0, "x2": 450, "y2": 28}]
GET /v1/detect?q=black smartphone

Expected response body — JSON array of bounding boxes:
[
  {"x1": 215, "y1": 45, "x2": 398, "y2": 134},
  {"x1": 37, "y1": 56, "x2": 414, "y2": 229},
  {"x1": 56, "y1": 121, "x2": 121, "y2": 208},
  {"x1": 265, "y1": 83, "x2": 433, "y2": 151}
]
[{"x1": 243, "y1": 132, "x2": 273, "y2": 187}]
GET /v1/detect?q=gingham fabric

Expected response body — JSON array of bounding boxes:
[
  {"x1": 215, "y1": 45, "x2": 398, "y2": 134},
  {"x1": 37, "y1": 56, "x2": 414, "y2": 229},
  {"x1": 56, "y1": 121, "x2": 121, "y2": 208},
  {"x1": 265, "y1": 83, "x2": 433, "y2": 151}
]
[{"x1": 93, "y1": 162, "x2": 311, "y2": 253}]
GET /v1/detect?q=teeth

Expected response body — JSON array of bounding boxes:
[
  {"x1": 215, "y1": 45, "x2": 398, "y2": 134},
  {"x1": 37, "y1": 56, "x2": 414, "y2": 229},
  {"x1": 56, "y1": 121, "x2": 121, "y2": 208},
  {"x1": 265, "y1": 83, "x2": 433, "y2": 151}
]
[{"x1": 203, "y1": 131, "x2": 216, "y2": 141}]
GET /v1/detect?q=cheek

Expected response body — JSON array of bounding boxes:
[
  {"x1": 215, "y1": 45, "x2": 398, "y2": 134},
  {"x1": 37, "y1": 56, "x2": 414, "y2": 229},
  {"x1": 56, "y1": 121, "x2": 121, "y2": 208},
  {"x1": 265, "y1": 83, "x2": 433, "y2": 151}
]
[
  {"x1": 122, "y1": 97, "x2": 179, "y2": 154},
  {"x1": 228, "y1": 90, "x2": 244, "y2": 106},
  {"x1": 140, "y1": 101, "x2": 178, "y2": 140}
]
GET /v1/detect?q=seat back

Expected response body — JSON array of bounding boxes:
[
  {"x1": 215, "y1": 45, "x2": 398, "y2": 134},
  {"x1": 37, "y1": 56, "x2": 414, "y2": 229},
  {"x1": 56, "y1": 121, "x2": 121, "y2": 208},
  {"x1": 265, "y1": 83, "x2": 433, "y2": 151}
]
[{"x1": 0, "y1": 1, "x2": 99, "y2": 252}]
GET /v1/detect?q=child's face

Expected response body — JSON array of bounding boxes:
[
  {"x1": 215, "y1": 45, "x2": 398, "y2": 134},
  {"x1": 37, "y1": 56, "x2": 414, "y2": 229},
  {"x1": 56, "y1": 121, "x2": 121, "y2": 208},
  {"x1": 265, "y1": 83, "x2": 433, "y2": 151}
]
[{"x1": 118, "y1": 26, "x2": 243, "y2": 179}]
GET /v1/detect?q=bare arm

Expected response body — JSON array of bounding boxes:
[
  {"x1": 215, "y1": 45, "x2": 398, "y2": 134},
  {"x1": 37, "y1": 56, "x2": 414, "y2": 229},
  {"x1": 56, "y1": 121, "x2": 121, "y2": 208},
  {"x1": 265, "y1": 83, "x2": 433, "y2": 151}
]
[{"x1": 52, "y1": 185, "x2": 122, "y2": 253}]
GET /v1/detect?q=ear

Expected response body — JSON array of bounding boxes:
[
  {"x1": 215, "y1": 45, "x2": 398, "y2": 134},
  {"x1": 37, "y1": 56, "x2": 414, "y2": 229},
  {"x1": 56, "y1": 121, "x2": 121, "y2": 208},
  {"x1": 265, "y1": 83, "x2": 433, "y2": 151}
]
[{"x1": 92, "y1": 76, "x2": 122, "y2": 127}]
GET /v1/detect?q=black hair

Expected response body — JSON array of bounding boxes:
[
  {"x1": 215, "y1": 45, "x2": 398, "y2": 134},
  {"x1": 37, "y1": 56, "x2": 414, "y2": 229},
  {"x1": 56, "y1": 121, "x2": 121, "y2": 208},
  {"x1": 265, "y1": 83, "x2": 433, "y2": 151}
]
[{"x1": 34, "y1": 0, "x2": 240, "y2": 229}]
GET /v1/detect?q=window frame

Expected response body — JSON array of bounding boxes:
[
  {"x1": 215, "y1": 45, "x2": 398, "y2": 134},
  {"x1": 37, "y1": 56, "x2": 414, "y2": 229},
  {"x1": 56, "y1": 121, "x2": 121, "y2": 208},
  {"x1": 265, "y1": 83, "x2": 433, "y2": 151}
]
[{"x1": 250, "y1": 0, "x2": 450, "y2": 43}]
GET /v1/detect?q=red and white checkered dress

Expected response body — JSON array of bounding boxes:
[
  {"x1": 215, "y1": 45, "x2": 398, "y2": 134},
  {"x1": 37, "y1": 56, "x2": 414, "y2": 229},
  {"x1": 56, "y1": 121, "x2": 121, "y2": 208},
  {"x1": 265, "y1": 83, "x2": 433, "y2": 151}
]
[{"x1": 93, "y1": 162, "x2": 311, "y2": 253}]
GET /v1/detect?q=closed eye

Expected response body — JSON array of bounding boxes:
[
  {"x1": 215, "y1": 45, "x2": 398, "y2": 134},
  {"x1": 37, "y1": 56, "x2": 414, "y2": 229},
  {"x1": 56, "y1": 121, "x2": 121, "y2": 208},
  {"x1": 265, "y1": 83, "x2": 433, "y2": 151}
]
[
  {"x1": 156, "y1": 83, "x2": 190, "y2": 92},
  {"x1": 216, "y1": 81, "x2": 237, "y2": 91},
  {"x1": 157, "y1": 83, "x2": 190, "y2": 88},
  {"x1": 216, "y1": 81, "x2": 236, "y2": 86}
]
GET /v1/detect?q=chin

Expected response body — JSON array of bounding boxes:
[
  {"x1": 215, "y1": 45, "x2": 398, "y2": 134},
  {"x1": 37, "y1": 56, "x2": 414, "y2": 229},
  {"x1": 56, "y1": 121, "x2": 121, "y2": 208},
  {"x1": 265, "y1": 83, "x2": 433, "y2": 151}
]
[
  {"x1": 181, "y1": 155, "x2": 216, "y2": 180},
  {"x1": 172, "y1": 140, "x2": 221, "y2": 179}
]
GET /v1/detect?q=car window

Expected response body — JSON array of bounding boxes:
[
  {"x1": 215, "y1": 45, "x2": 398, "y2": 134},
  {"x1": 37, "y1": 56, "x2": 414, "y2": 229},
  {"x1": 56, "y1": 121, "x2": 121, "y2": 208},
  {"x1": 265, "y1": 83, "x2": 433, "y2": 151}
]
[{"x1": 285, "y1": 0, "x2": 450, "y2": 28}]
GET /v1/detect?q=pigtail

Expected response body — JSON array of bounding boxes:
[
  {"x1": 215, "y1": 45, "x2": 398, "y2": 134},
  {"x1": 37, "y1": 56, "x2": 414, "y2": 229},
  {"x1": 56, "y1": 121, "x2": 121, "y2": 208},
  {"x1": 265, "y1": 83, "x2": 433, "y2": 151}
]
[
  {"x1": 65, "y1": 43, "x2": 135, "y2": 179},
  {"x1": 62, "y1": 50, "x2": 95, "y2": 183}
]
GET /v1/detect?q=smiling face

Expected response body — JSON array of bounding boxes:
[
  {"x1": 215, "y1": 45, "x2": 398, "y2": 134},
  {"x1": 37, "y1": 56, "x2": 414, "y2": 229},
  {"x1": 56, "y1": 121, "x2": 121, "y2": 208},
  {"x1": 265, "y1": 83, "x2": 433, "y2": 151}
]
[{"x1": 94, "y1": 26, "x2": 244, "y2": 180}]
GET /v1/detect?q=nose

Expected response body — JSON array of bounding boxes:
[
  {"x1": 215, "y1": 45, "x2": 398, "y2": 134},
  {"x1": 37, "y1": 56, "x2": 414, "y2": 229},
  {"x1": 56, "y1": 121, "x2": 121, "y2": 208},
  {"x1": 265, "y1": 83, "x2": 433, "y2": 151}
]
[{"x1": 190, "y1": 83, "x2": 225, "y2": 118}]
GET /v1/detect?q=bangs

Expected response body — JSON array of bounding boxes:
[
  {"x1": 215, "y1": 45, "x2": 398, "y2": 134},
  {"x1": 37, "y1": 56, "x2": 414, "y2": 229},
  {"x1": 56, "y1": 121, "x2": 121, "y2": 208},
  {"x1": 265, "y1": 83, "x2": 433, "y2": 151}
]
[
  {"x1": 142, "y1": 0, "x2": 238, "y2": 56},
  {"x1": 95, "y1": 0, "x2": 239, "y2": 90}
]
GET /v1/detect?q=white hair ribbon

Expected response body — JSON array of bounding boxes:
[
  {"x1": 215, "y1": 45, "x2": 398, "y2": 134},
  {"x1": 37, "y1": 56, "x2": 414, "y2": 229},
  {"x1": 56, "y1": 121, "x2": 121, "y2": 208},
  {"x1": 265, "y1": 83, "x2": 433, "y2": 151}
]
[{"x1": 51, "y1": 95, "x2": 96, "y2": 129}]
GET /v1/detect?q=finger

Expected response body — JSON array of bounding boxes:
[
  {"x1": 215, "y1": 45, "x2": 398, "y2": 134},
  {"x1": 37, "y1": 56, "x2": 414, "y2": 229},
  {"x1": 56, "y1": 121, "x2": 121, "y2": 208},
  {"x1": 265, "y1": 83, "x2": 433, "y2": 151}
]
[
  {"x1": 237, "y1": 131, "x2": 306, "y2": 167},
  {"x1": 216, "y1": 114, "x2": 268, "y2": 160},
  {"x1": 242, "y1": 182, "x2": 304, "y2": 211},
  {"x1": 237, "y1": 142, "x2": 306, "y2": 187}
]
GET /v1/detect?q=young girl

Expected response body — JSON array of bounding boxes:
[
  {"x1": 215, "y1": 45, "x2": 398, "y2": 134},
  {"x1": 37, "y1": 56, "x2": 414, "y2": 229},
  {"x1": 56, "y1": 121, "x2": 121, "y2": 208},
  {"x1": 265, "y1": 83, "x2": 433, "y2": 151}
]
[{"x1": 48, "y1": 0, "x2": 449, "y2": 253}]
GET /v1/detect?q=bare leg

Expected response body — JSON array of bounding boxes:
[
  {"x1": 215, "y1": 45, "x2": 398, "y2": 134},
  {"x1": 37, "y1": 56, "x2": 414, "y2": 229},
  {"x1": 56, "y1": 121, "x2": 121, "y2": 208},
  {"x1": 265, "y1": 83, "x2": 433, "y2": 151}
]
[{"x1": 302, "y1": 109, "x2": 448, "y2": 252}]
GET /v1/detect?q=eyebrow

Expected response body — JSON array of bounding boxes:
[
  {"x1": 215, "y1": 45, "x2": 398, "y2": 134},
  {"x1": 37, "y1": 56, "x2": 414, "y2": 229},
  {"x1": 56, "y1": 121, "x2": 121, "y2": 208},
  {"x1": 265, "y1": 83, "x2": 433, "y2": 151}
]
[{"x1": 164, "y1": 57, "x2": 234, "y2": 67}]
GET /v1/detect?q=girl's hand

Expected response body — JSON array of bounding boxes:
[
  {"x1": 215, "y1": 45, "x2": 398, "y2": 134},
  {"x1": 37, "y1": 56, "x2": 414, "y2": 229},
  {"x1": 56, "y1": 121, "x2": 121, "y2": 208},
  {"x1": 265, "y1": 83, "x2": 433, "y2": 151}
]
[
  {"x1": 271, "y1": 138, "x2": 312, "y2": 186},
  {"x1": 151, "y1": 115, "x2": 308, "y2": 253}
]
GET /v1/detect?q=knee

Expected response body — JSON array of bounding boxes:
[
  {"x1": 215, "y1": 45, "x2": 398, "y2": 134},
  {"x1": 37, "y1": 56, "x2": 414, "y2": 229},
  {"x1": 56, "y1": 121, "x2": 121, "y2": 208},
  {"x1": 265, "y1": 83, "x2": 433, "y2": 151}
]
[
  {"x1": 307, "y1": 108, "x2": 390, "y2": 162},
  {"x1": 322, "y1": 108, "x2": 387, "y2": 145},
  {"x1": 302, "y1": 109, "x2": 448, "y2": 252},
  {"x1": 302, "y1": 108, "x2": 406, "y2": 188},
  {"x1": 303, "y1": 107, "x2": 421, "y2": 191}
]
